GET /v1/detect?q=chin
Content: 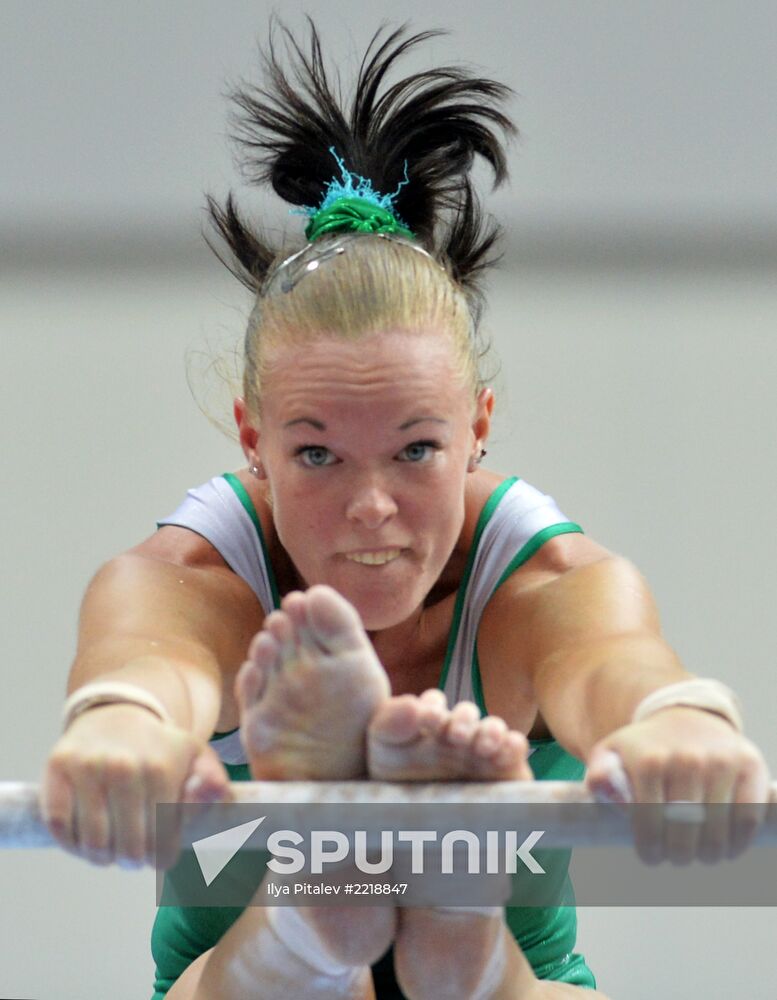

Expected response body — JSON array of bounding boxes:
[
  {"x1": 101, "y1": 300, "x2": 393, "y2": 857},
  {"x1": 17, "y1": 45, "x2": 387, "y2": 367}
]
[
  {"x1": 357, "y1": 605, "x2": 417, "y2": 632},
  {"x1": 332, "y1": 578, "x2": 426, "y2": 631}
]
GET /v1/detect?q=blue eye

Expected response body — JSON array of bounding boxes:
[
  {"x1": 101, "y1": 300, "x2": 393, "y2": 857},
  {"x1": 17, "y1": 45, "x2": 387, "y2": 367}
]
[
  {"x1": 399, "y1": 441, "x2": 439, "y2": 462},
  {"x1": 297, "y1": 446, "x2": 334, "y2": 467}
]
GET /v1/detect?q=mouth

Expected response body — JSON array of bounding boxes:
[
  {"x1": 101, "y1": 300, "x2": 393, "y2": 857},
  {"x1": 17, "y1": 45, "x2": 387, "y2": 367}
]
[{"x1": 343, "y1": 548, "x2": 403, "y2": 566}]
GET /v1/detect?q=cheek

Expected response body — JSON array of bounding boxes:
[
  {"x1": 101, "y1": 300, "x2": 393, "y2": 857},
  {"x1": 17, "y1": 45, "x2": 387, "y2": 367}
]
[{"x1": 271, "y1": 478, "x2": 347, "y2": 565}]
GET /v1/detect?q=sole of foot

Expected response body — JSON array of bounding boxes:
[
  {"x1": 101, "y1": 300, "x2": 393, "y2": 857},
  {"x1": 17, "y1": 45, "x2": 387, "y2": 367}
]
[{"x1": 235, "y1": 584, "x2": 391, "y2": 780}]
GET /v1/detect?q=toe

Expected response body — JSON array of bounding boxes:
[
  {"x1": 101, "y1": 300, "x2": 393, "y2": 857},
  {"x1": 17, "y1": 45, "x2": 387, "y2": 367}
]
[
  {"x1": 416, "y1": 690, "x2": 448, "y2": 735},
  {"x1": 444, "y1": 701, "x2": 481, "y2": 746},
  {"x1": 305, "y1": 585, "x2": 366, "y2": 653},
  {"x1": 473, "y1": 716, "x2": 508, "y2": 757},
  {"x1": 494, "y1": 731, "x2": 531, "y2": 775},
  {"x1": 280, "y1": 591, "x2": 306, "y2": 622},
  {"x1": 368, "y1": 695, "x2": 423, "y2": 745},
  {"x1": 264, "y1": 610, "x2": 297, "y2": 660},
  {"x1": 235, "y1": 636, "x2": 275, "y2": 711},
  {"x1": 283, "y1": 591, "x2": 326, "y2": 657}
]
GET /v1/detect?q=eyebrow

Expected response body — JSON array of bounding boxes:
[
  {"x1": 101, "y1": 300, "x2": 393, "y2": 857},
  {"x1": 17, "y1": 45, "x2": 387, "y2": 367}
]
[{"x1": 283, "y1": 417, "x2": 448, "y2": 431}]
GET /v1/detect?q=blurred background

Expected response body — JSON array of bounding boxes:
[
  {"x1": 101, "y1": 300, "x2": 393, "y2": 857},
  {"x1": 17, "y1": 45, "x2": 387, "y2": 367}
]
[{"x1": 2, "y1": 2, "x2": 776, "y2": 997}]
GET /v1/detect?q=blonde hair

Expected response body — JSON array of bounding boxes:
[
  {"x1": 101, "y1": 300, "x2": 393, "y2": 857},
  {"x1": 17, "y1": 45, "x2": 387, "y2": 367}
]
[{"x1": 242, "y1": 234, "x2": 486, "y2": 420}]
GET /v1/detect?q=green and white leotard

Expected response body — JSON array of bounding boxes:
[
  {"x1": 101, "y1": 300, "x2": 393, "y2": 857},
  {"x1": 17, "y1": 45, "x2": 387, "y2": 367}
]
[{"x1": 149, "y1": 473, "x2": 597, "y2": 997}]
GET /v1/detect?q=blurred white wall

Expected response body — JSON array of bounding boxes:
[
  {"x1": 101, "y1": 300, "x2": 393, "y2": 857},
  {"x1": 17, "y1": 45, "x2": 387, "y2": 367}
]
[{"x1": 2, "y1": 3, "x2": 776, "y2": 998}]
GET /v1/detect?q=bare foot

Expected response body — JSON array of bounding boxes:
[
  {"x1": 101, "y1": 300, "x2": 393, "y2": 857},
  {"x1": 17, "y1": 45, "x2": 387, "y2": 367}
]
[
  {"x1": 368, "y1": 691, "x2": 535, "y2": 998},
  {"x1": 235, "y1": 584, "x2": 391, "y2": 780},
  {"x1": 234, "y1": 584, "x2": 395, "y2": 972},
  {"x1": 367, "y1": 689, "x2": 533, "y2": 782}
]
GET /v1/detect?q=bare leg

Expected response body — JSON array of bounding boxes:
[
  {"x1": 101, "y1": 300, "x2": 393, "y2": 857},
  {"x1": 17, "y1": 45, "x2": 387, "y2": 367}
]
[
  {"x1": 174, "y1": 586, "x2": 396, "y2": 999},
  {"x1": 367, "y1": 694, "x2": 609, "y2": 998},
  {"x1": 394, "y1": 913, "x2": 612, "y2": 999},
  {"x1": 167, "y1": 906, "x2": 377, "y2": 1000}
]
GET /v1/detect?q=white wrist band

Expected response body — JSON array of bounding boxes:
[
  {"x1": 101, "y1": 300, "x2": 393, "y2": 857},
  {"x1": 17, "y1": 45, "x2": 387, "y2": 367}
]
[
  {"x1": 61, "y1": 681, "x2": 175, "y2": 733},
  {"x1": 632, "y1": 678, "x2": 744, "y2": 733}
]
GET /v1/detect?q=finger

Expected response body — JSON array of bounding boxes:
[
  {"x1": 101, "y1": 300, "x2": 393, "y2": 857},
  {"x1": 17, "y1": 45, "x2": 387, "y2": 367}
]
[
  {"x1": 697, "y1": 802, "x2": 733, "y2": 865},
  {"x1": 629, "y1": 755, "x2": 667, "y2": 865},
  {"x1": 40, "y1": 762, "x2": 77, "y2": 852},
  {"x1": 585, "y1": 748, "x2": 634, "y2": 804},
  {"x1": 144, "y1": 763, "x2": 180, "y2": 871},
  {"x1": 729, "y1": 756, "x2": 770, "y2": 859},
  {"x1": 663, "y1": 764, "x2": 705, "y2": 866},
  {"x1": 186, "y1": 745, "x2": 233, "y2": 804},
  {"x1": 72, "y1": 770, "x2": 112, "y2": 866},
  {"x1": 693, "y1": 757, "x2": 737, "y2": 864},
  {"x1": 152, "y1": 797, "x2": 183, "y2": 872},
  {"x1": 107, "y1": 764, "x2": 147, "y2": 868}
]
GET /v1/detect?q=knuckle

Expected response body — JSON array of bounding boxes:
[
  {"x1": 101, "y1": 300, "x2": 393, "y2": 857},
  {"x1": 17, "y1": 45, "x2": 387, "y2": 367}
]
[
  {"x1": 738, "y1": 747, "x2": 764, "y2": 773},
  {"x1": 80, "y1": 756, "x2": 105, "y2": 781},
  {"x1": 637, "y1": 754, "x2": 667, "y2": 779},
  {"x1": 671, "y1": 751, "x2": 704, "y2": 772},
  {"x1": 106, "y1": 758, "x2": 139, "y2": 785},
  {"x1": 141, "y1": 759, "x2": 168, "y2": 787},
  {"x1": 47, "y1": 750, "x2": 77, "y2": 779},
  {"x1": 702, "y1": 754, "x2": 732, "y2": 779}
]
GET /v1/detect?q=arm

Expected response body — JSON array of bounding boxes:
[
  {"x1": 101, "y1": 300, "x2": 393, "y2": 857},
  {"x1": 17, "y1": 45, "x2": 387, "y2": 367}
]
[
  {"x1": 521, "y1": 553, "x2": 688, "y2": 760},
  {"x1": 480, "y1": 535, "x2": 770, "y2": 861},
  {"x1": 69, "y1": 529, "x2": 264, "y2": 739},
  {"x1": 42, "y1": 527, "x2": 264, "y2": 868}
]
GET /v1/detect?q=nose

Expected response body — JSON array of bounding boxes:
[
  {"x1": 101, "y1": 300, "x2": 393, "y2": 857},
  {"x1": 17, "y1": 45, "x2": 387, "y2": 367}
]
[{"x1": 345, "y1": 483, "x2": 398, "y2": 530}]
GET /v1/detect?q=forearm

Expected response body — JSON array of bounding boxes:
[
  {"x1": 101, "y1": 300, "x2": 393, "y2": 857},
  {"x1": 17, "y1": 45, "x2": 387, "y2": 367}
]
[
  {"x1": 535, "y1": 632, "x2": 691, "y2": 760},
  {"x1": 67, "y1": 636, "x2": 222, "y2": 742},
  {"x1": 63, "y1": 552, "x2": 259, "y2": 741}
]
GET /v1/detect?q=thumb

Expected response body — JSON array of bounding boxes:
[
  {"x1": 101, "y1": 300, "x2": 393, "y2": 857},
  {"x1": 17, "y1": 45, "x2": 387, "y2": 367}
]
[
  {"x1": 182, "y1": 743, "x2": 233, "y2": 804},
  {"x1": 585, "y1": 746, "x2": 634, "y2": 804}
]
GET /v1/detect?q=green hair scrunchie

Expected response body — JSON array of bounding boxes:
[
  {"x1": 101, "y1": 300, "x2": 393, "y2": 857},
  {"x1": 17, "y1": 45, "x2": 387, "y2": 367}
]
[{"x1": 305, "y1": 196, "x2": 415, "y2": 242}]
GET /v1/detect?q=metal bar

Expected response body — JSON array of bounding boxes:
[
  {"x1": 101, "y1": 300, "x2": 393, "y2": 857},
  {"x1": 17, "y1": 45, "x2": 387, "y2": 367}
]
[{"x1": 3, "y1": 781, "x2": 777, "y2": 850}]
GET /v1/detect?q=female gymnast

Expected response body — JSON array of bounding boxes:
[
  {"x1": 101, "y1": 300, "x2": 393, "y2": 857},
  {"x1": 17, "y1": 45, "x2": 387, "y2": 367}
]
[{"x1": 39, "y1": 21, "x2": 770, "y2": 1000}]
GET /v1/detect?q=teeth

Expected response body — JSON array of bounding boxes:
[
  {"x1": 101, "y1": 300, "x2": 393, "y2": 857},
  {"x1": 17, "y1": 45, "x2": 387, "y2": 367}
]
[{"x1": 345, "y1": 548, "x2": 401, "y2": 566}]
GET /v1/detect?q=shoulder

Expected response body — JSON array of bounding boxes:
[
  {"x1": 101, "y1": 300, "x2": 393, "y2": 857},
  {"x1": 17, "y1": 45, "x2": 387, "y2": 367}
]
[
  {"x1": 482, "y1": 528, "x2": 651, "y2": 626},
  {"x1": 129, "y1": 469, "x2": 275, "y2": 572},
  {"x1": 479, "y1": 531, "x2": 659, "y2": 679},
  {"x1": 476, "y1": 520, "x2": 649, "y2": 732}
]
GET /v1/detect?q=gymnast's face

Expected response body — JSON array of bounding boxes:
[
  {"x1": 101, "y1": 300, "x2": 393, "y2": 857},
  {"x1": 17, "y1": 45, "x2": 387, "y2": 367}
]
[{"x1": 239, "y1": 330, "x2": 492, "y2": 631}]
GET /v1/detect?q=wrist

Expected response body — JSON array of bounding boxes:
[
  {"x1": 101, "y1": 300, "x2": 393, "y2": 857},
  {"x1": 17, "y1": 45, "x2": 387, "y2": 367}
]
[
  {"x1": 61, "y1": 681, "x2": 175, "y2": 733},
  {"x1": 631, "y1": 678, "x2": 743, "y2": 733}
]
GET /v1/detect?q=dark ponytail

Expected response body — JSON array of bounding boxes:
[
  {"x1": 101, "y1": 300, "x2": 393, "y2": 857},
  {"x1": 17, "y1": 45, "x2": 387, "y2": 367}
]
[{"x1": 204, "y1": 18, "x2": 517, "y2": 306}]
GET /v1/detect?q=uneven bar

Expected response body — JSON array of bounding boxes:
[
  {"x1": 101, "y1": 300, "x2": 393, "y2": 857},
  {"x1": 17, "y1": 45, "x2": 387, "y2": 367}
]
[{"x1": 3, "y1": 780, "x2": 777, "y2": 850}]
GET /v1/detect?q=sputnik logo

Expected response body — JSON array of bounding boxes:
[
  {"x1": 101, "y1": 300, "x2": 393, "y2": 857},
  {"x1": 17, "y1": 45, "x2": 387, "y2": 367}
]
[{"x1": 192, "y1": 816, "x2": 266, "y2": 886}]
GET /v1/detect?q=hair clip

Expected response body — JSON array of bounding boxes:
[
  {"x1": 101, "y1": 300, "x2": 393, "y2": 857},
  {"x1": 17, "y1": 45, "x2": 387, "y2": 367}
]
[{"x1": 263, "y1": 230, "x2": 446, "y2": 297}]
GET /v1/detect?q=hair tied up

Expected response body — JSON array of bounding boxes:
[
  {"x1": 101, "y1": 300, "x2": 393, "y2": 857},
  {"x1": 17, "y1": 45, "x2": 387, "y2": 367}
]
[
  {"x1": 203, "y1": 17, "x2": 517, "y2": 308},
  {"x1": 293, "y1": 147, "x2": 414, "y2": 241}
]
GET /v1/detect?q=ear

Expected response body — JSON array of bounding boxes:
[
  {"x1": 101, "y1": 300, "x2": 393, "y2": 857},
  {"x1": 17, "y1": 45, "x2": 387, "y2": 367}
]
[
  {"x1": 234, "y1": 397, "x2": 263, "y2": 473},
  {"x1": 468, "y1": 387, "x2": 494, "y2": 469}
]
